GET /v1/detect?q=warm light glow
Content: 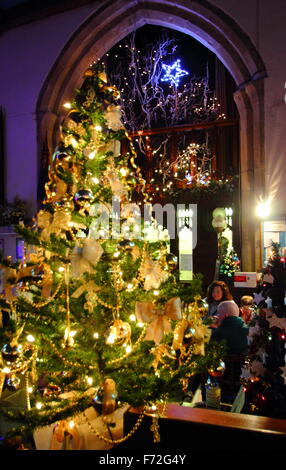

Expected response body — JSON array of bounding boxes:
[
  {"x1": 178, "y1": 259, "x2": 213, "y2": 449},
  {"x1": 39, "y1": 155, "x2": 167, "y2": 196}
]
[
  {"x1": 63, "y1": 102, "x2": 72, "y2": 109},
  {"x1": 119, "y1": 167, "x2": 128, "y2": 176},
  {"x1": 153, "y1": 290, "x2": 159, "y2": 296},
  {"x1": 92, "y1": 177, "x2": 99, "y2": 184},
  {"x1": 256, "y1": 199, "x2": 270, "y2": 218},
  {"x1": 27, "y1": 334, "x2": 35, "y2": 343},
  {"x1": 87, "y1": 377, "x2": 93, "y2": 385},
  {"x1": 137, "y1": 322, "x2": 145, "y2": 328},
  {"x1": 127, "y1": 284, "x2": 133, "y2": 290},
  {"x1": 70, "y1": 137, "x2": 78, "y2": 147},
  {"x1": 125, "y1": 345, "x2": 132, "y2": 353},
  {"x1": 107, "y1": 333, "x2": 116, "y2": 344},
  {"x1": 94, "y1": 125, "x2": 102, "y2": 132},
  {"x1": 36, "y1": 402, "x2": 43, "y2": 410},
  {"x1": 28, "y1": 387, "x2": 33, "y2": 393},
  {"x1": 93, "y1": 332, "x2": 99, "y2": 339},
  {"x1": 2, "y1": 367, "x2": 10, "y2": 374},
  {"x1": 88, "y1": 151, "x2": 96, "y2": 160},
  {"x1": 69, "y1": 420, "x2": 75, "y2": 429},
  {"x1": 129, "y1": 314, "x2": 136, "y2": 322},
  {"x1": 58, "y1": 266, "x2": 65, "y2": 272}
]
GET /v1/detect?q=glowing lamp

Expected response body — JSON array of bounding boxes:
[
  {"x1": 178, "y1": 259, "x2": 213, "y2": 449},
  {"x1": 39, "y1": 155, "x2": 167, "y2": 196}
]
[{"x1": 256, "y1": 199, "x2": 270, "y2": 218}]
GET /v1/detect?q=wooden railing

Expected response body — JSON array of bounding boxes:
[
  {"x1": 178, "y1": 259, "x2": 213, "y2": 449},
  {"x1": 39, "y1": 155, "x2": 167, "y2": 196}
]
[{"x1": 122, "y1": 118, "x2": 239, "y2": 184}]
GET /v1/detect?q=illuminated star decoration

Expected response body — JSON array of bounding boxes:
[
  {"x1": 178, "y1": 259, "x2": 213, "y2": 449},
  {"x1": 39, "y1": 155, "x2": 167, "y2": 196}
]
[
  {"x1": 253, "y1": 291, "x2": 266, "y2": 305},
  {"x1": 161, "y1": 59, "x2": 189, "y2": 88}
]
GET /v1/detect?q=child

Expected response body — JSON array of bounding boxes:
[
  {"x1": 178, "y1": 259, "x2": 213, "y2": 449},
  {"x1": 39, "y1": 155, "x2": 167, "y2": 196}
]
[{"x1": 239, "y1": 295, "x2": 254, "y2": 324}]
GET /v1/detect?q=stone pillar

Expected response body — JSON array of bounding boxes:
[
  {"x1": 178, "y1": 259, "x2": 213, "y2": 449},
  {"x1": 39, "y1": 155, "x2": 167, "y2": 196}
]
[
  {"x1": 234, "y1": 79, "x2": 265, "y2": 273},
  {"x1": 233, "y1": 88, "x2": 255, "y2": 272},
  {"x1": 245, "y1": 78, "x2": 265, "y2": 270}
]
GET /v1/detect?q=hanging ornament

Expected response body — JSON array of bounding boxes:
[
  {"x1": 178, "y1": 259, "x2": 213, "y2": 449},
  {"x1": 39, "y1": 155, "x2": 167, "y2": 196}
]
[
  {"x1": 43, "y1": 384, "x2": 61, "y2": 399},
  {"x1": 172, "y1": 318, "x2": 190, "y2": 351},
  {"x1": 139, "y1": 256, "x2": 169, "y2": 291},
  {"x1": 125, "y1": 175, "x2": 138, "y2": 188},
  {"x1": 5, "y1": 374, "x2": 21, "y2": 392},
  {"x1": 150, "y1": 344, "x2": 176, "y2": 369},
  {"x1": 2, "y1": 343, "x2": 23, "y2": 364},
  {"x1": 93, "y1": 378, "x2": 118, "y2": 422},
  {"x1": 102, "y1": 378, "x2": 117, "y2": 417},
  {"x1": 104, "y1": 167, "x2": 128, "y2": 200},
  {"x1": 184, "y1": 325, "x2": 196, "y2": 340},
  {"x1": 118, "y1": 239, "x2": 135, "y2": 252},
  {"x1": 62, "y1": 327, "x2": 76, "y2": 350},
  {"x1": 70, "y1": 238, "x2": 103, "y2": 278},
  {"x1": 98, "y1": 71, "x2": 108, "y2": 83},
  {"x1": 74, "y1": 189, "x2": 93, "y2": 207},
  {"x1": 84, "y1": 68, "x2": 95, "y2": 77},
  {"x1": 68, "y1": 110, "x2": 89, "y2": 124},
  {"x1": 104, "y1": 105, "x2": 123, "y2": 131},
  {"x1": 165, "y1": 253, "x2": 178, "y2": 271},
  {"x1": 106, "y1": 319, "x2": 131, "y2": 346},
  {"x1": 208, "y1": 361, "x2": 226, "y2": 377},
  {"x1": 52, "y1": 146, "x2": 70, "y2": 163},
  {"x1": 136, "y1": 297, "x2": 181, "y2": 344}
]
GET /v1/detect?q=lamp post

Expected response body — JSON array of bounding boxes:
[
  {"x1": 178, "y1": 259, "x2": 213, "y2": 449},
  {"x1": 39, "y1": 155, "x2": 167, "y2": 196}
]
[{"x1": 212, "y1": 208, "x2": 227, "y2": 280}]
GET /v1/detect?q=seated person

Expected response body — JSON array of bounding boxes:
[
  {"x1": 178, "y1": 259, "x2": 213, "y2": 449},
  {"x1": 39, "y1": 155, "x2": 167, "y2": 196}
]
[
  {"x1": 205, "y1": 280, "x2": 233, "y2": 317},
  {"x1": 239, "y1": 295, "x2": 254, "y2": 324},
  {"x1": 211, "y1": 301, "x2": 249, "y2": 390},
  {"x1": 211, "y1": 301, "x2": 249, "y2": 354}
]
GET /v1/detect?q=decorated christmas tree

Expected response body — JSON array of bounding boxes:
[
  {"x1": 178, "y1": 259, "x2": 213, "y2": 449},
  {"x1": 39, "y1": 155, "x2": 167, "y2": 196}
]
[
  {"x1": 0, "y1": 64, "x2": 222, "y2": 449},
  {"x1": 219, "y1": 249, "x2": 240, "y2": 283},
  {"x1": 241, "y1": 242, "x2": 286, "y2": 418},
  {"x1": 253, "y1": 241, "x2": 286, "y2": 311}
]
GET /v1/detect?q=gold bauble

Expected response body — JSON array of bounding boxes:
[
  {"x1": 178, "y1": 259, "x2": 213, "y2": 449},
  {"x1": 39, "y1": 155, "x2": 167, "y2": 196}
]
[
  {"x1": 208, "y1": 360, "x2": 226, "y2": 377},
  {"x1": 84, "y1": 68, "x2": 95, "y2": 77},
  {"x1": 106, "y1": 319, "x2": 131, "y2": 346},
  {"x1": 166, "y1": 253, "x2": 178, "y2": 271}
]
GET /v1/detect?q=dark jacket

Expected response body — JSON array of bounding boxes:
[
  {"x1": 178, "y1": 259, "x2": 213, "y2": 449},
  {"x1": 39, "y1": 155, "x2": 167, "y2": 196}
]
[{"x1": 211, "y1": 316, "x2": 249, "y2": 354}]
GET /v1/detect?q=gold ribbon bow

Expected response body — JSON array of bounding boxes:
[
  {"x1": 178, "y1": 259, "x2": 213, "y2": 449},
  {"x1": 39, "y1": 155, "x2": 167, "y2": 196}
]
[
  {"x1": 37, "y1": 209, "x2": 71, "y2": 241},
  {"x1": 135, "y1": 297, "x2": 181, "y2": 344},
  {"x1": 50, "y1": 420, "x2": 80, "y2": 450},
  {"x1": 0, "y1": 265, "x2": 17, "y2": 300},
  {"x1": 70, "y1": 239, "x2": 103, "y2": 278}
]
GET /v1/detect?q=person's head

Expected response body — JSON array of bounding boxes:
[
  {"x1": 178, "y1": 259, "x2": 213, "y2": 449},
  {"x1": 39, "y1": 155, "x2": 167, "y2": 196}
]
[
  {"x1": 240, "y1": 295, "x2": 254, "y2": 315},
  {"x1": 206, "y1": 281, "x2": 233, "y2": 304},
  {"x1": 217, "y1": 300, "x2": 239, "y2": 326}
]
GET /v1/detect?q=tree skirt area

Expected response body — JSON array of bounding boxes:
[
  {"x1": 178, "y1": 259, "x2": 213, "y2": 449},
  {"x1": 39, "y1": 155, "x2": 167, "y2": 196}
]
[{"x1": 34, "y1": 404, "x2": 129, "y2": 450}]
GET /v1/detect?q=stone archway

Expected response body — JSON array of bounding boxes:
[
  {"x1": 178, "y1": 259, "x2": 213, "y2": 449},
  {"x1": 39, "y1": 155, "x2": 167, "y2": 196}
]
[{"x1": 36, "y1": 0, "x2": 267, "y2": 272}]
